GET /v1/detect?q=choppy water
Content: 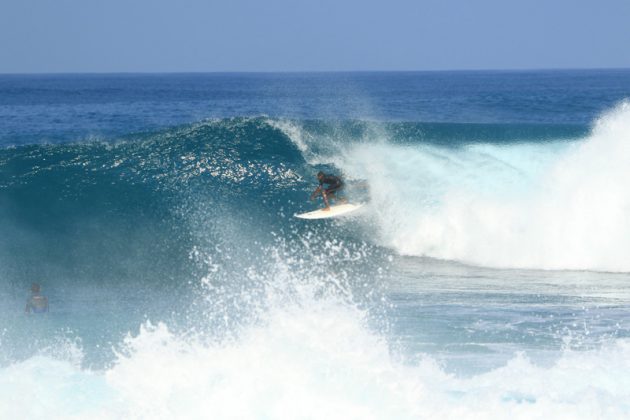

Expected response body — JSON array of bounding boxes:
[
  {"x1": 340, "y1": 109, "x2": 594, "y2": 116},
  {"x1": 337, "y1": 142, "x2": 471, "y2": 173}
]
[{"x1": 1, "y1": 71, "x2": 630, "y2": 419}]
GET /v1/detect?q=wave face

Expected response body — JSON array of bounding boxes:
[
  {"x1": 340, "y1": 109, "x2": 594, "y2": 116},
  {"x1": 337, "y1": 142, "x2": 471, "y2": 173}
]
[
  {"x1": 0, "y1": 118, "x2": 305, "y2": 287},
  {"x1": 3, "y1": 110, "x2": 618, "y2": 281}
]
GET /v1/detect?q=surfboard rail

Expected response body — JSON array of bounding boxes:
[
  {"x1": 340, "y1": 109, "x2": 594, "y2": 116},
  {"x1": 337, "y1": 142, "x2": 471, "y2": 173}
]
[{"x1": 294, "y1": 203, "x2": 365, "y2": 219}]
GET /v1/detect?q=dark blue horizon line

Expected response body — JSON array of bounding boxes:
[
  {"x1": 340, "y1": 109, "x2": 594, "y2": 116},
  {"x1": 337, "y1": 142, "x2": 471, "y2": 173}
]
[{"x1": 1, "y1": 66, "x2": 630, "y2": 77}]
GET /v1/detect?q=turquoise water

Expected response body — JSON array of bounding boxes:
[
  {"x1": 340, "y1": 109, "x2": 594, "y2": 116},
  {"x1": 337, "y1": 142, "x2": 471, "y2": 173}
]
[{"x1": 1, "y1": 71, "x2": 630, "y2": 418}]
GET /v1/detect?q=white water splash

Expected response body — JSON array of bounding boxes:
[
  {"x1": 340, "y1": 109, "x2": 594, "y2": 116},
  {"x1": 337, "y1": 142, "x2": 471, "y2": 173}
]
[{"x1": 335, "y1": 102, "x2": 630, "y2": 271}]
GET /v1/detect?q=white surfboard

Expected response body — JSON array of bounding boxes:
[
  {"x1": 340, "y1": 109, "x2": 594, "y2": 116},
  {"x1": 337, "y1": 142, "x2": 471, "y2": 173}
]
[{"x1": 295, "y1": 203, "x2": 365, "y2": 220}]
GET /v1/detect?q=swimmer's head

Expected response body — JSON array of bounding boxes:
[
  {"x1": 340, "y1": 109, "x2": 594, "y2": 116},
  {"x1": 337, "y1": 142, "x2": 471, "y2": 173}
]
[{"x1": 31, "y1": 283, "x2": 40, "y2": 293}]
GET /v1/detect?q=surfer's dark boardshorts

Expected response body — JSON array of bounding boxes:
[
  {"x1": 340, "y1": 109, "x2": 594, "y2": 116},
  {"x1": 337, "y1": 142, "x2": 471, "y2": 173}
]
[{"x1": 325, "y1": 184, "x2": 342, "y2": 194}]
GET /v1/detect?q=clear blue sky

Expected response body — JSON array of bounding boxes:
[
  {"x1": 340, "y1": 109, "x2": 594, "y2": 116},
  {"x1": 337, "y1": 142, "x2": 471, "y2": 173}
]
[{"x1": 1, "y1": 0, "x2": 629, "y2": 73}]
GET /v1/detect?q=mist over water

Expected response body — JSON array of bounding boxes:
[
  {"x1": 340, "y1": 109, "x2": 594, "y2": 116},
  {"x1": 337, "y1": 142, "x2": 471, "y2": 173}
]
[{"x1": 1, "y1": 71, "x2": 630, "y2": 418}]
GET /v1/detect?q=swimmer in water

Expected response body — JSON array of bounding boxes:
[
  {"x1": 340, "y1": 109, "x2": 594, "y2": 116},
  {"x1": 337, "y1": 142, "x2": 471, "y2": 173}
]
[{"x1": 25, "y1": 283, "x2": 48, "y2": 314}]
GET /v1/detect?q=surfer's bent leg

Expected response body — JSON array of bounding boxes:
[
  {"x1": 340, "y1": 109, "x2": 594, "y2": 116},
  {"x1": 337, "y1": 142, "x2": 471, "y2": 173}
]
[
  {"x1": 325, "y1": 184, "x2": 343, "y2": 205},
  {"x1": 322, "y1": 190, "x2": 331, "y2": 210}
]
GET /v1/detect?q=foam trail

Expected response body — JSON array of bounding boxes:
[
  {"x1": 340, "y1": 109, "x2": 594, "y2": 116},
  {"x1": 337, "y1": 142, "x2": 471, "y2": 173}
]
[{"x1": 336, "y1": 102, "x2": 630, "y2": 272}]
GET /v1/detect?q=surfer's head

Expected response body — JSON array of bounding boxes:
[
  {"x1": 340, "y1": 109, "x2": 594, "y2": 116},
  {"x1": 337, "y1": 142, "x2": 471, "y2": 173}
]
[{"x1": 317, "y1": 171, "x2": 325, "y2": 180}]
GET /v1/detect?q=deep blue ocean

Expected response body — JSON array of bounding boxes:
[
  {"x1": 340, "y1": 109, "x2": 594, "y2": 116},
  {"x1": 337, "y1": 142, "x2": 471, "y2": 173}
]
[{"x1": 1, "y1": 70, "x2": 630, "y2": 418}]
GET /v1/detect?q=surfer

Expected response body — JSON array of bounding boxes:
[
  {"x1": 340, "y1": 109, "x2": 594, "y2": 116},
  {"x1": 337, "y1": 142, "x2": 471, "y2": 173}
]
[
  {"x1": 310, "y1": 171, "x2": 346, "y2": 211},
  {"x1": 25, "y1": 283, "x2": 48, "y2": 314}
]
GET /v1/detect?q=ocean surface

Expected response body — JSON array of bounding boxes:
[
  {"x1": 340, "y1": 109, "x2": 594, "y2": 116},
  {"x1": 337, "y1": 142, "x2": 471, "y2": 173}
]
[{"x1": 1, "y1": 70, "x2": 630, "y2": 419}]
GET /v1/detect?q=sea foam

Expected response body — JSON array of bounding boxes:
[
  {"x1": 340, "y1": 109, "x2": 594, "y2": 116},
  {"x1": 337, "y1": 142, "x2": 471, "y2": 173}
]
[
  {"x1": 2, "y1": 308, "x2": 629, "y2": 419},
  {"x1": 332, "y1": 102, "x2": 630, "y2": 271}
]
